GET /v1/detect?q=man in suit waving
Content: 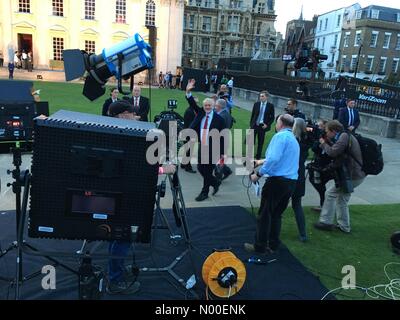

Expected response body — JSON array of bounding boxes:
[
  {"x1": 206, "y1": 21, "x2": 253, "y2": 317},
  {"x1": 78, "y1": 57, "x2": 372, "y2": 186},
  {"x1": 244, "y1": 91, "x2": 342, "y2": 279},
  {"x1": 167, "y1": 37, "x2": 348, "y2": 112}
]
[
  {"x1": 130, "y1": 86, "x2": 150, "y2": 122},
  {"x1": 250, "y1": 91, "x2": 275, "y2": 160},
  {"x1": 338, "y1": 99, "x2": 360, "y2": 133},
  {"x1": 186, "y1": 79, "x2": 226, "y2": 202}
]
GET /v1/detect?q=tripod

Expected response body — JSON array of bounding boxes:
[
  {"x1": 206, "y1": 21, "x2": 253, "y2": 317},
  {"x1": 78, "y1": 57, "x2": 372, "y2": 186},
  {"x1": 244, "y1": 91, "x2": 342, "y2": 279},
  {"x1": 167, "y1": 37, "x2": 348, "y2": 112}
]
[
  {"x1": 140, "y1": 168, "x2": 199, "y2": 299},
  {"x1": 0, "y1": 146, "x2": 78, "y2": 299}
]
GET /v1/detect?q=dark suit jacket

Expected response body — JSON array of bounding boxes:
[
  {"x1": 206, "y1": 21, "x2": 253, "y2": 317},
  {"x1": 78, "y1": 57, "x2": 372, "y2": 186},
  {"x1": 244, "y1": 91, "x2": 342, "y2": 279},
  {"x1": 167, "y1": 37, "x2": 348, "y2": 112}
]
[
  {"x1": 102, "y1": 98, "x2": 119, "y2": 116},
  {"x1": 131, "y1": 96, "x2": 150, "y2": 122},
  {"x1": 250, "y1": 101, "x2": 275, "y2": 130},
  {"x1": 186, "y1": 95, "x2": 226, "y2": 164},
  {"x1": 338, "y1": 108, "x2": 360, "y2": 131}
]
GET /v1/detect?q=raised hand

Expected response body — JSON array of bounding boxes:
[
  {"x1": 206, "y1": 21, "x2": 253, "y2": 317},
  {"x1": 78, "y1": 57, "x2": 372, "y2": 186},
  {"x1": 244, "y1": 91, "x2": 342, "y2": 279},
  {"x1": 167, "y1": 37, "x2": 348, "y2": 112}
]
[{"x1": 186, "y1": 79, "x2": 196, "y2": 93}]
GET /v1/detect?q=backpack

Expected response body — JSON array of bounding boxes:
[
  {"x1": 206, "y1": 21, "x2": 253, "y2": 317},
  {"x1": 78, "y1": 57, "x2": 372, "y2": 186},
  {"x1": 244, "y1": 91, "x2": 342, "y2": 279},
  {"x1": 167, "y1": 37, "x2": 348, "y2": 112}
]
[{"x1": 350, "y1": 133, "x2": 384, "y2": 175}]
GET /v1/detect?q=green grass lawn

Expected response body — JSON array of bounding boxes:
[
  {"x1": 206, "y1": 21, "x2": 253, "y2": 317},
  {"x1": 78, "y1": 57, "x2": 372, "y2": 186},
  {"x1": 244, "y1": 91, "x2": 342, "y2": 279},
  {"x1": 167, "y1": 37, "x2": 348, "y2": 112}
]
[{"x1": 275, "y1": 204, "x2": 400, "y2": 300}]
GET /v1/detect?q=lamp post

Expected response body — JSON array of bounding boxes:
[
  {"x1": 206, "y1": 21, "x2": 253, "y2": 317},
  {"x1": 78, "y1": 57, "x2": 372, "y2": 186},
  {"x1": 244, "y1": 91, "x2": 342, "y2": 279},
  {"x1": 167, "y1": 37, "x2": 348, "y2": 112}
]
[{"x1": 354, "y1": 43, "x2": 363, "y2": 79}]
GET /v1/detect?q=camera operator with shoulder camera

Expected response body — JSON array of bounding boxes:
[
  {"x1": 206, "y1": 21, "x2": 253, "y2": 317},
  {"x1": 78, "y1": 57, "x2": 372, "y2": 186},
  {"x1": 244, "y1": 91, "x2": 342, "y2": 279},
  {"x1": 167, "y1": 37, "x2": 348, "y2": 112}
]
[
  {"x1": 285, "y1": 99, "x2": 306, "y2": 120},
  {"x1": 106, "y1": 101, "x2": 176, "y2": 294},
  {"x1": 307, "y1": 119, "x2": 335, "y2": 212},
  {"x1": 314, "y1": 120, "x2": 366, "y2": 234}
]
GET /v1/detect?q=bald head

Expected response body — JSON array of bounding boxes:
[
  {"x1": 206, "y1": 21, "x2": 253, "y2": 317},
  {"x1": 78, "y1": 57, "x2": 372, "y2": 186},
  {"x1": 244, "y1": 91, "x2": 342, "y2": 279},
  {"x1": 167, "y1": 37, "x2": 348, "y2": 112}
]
[
  {"x1": 132, "y1": 86, "x2": 141, "y2": 97},
  {"x1": 276, "y1": 114, "x2": 295, "y2": 132}
]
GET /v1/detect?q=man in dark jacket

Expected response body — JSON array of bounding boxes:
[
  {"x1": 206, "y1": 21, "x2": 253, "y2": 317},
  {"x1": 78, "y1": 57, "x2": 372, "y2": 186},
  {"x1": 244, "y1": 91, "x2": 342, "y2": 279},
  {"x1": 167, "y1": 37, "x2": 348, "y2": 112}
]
[
  {"x1": 186, "y1": 79, "x2": 226, "y2": 202},
  {"x1": 102, "y1": 88, "x2": 120, "y2": 116},
  {"x1": 250, "y1": 91, "x2": 275, "y2": 159},
  {"x1": 181, "y1": 96, "x2": 198, "y2": 173},
  {"x1": 285, "y1": 99, "x2": 306, "y2": 120},
  {"x1": 338, "y1": 99, "x2": 360, "y2": 133},
  {"x1": 130, "y1": 86, "x2": 150, "y2": 122}
]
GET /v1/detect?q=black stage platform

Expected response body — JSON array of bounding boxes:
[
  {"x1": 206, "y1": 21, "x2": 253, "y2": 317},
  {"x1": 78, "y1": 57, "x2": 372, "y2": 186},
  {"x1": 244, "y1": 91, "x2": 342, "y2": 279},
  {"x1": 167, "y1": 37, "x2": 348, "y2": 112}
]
[{"x1": 0, "y1": 206, "x2": 332, "y2": 300}]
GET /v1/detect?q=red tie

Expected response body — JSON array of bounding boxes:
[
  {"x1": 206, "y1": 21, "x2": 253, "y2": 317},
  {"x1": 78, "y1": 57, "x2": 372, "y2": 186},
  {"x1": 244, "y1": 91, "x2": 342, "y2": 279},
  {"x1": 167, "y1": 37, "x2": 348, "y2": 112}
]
[{"x1": 202, "y1": 115, "x2": 209, "y2": 145}]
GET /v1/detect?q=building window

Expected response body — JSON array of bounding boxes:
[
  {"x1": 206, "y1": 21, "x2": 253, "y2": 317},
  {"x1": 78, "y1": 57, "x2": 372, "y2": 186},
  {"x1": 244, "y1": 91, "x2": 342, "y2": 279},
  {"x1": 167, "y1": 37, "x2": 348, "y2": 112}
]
[
  {"x1": 322, "y1": 37, "x2": 325, "y2": 48},
  {"x1": 195, "y1": 0, "x2": 202, "y2": 7},
  {"x1": 319, "y1": 20, "x2": 323, "y2": 31},
  {"x1": 257, "y1": 3, "x2": 265, "y2": 14},
  {"x1": 145, "y1": 0, "x2": 156, "y2": 27},
  {"x1": 187, "y1": 36, "x2": 193, "y2": 52},
  {"x1": 85, "y1": 40, "x2": 96, "y2": 54},
  {"x1": 256, "y1": 22, "x2": 262, "y2": 35},
  {"x1": 202, "y1": 16, "x2": 212, "y2": 32},
  {"x1": 397, "y1": 13, "x2": 400, "y2": 23},
  {"x1": 350, "y1": 55, "x2": 357, "y2": 71},
  {"x1": 355, "y1": 10, "x2": 362, "y2": 19},
  {"x1": 371, "y1": 9, "x2": 379, "y2": 19},
  {"x1": 52, "y1": 0, "x2": 64, "y2": 17},
  {"x1": 341, "y1": 56, "x2": 347, "y2": 71},
  {"x1": 189, "y1": 15, "x2": 195, "y2": 29},
  {"x1": 116, "y1": 0, "x2": 126, "y2": 24},
  {"x1": 204, "y1": 0, "x2": 211, "y2": 7},
  {"x1": 53, "y1": 37, "x2": 64, "y2": 61},
  {"x1": 324, "y1": 18, "x2": 328, "y2": 30},
  {"x1": 85, "y1": 0, "x2": 95, "y2": 20},
  {"x1": 200, "y1": 60, "x2": 208, "y2": 69},
  {"x1": 355, "y1": 31, "x2": 362, "y2": 47},
  {"x1": 379, "y1": 57, "x2": 387, "y2": 73},
  {"x1": 344, "y1": 32, "x2": 350, "y2": 47},
  {"x1": 316, "y1": 38, "x2": 320, "y2": 49},
  {"x1": 214, "y1": 0, "x2": 219, "y2": 8},
  {"x1": 334, "y1": 34, "x2": 338, "y2": 47},
  {"x1": 392, "y1": 59, "x2": 399, "y2": 74},
  {"x1": 229, "y1": 43, "x2": 235, "y2": 56},
  {"x1": 337, "y1": 15, "x2": 341, "y2": 27},
  {"x1": 396, "y1": 34, "x2": 400, "y2": 50},
  {"x1": 365, "y1": 56, "x2": 374, "y2": 72},
  {"x1": 19, "y1": 0, "x2": 31, "y2": 13},
  {"x1": 228, "y1": 16, "x2": 239, "y2": 33},
  {"x1": 201, "y1": 38, "x2": 210, "y2": 53},
  {"x1": 383, "y1": 33, "x2": 391, "y2": 49},
  {"x1": 370, "y1": 31, "x2": 379, "y2": 47}
]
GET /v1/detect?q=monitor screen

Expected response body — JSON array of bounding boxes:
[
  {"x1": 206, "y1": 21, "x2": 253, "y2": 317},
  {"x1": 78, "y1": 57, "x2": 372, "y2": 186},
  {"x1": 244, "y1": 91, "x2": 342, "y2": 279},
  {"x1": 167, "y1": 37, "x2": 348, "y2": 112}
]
[{"x1": 69, "y1": 190, "x2": 120, "y2": 216}]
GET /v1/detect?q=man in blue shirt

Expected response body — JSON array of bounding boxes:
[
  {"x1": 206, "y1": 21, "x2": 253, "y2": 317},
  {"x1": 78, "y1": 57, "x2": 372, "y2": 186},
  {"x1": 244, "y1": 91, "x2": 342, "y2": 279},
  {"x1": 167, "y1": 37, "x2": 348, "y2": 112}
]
[{"x1": 245, "y1": 114, "x2": 300, "y2": 254}]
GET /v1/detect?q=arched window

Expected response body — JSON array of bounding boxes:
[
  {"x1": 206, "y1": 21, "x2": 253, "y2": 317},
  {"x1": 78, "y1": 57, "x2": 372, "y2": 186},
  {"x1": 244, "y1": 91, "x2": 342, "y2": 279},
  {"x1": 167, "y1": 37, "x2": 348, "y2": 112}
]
[{"x1": 145, "y1": 0, "x2": 156, "y2": 27}]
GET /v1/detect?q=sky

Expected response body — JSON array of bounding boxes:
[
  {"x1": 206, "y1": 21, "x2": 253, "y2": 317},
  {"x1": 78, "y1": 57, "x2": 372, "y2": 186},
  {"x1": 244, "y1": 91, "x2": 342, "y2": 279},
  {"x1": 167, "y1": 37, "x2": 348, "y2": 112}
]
[{"x1": 274, "y1": 0, "x2": 400, "y2": 35}]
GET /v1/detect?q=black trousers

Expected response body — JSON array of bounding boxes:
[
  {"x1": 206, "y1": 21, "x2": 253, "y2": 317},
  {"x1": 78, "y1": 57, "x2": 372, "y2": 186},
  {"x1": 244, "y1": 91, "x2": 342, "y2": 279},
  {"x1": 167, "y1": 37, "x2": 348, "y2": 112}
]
[
  {"x1": 253, "y1": 125, "x2": 268, "y2": 160},
  {"x1": 255, "y1": 177, "x2": 297, "y2": 251},
  {"x1": 197, "y1": 164, "x2": 218, "y2": 195}
]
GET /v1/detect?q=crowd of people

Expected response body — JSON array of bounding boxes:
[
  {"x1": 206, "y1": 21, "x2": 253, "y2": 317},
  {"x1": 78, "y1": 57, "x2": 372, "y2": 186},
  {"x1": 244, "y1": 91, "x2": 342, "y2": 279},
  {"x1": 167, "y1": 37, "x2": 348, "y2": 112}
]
[{"x1": 100, "y1": 79, "x2": 366, "y2": 294}]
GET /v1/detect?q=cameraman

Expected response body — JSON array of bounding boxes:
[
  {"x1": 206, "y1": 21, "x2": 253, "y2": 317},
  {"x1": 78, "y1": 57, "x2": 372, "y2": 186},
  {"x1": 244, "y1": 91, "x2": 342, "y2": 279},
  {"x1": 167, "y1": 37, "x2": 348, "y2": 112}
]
[
  {"x1": 308, "y1": 120, "x2": 333, "y2": 212},
  {"x1": 285, "y1": 99, "x2": 306, "y2": 120},
  {"x1": 107, "y1": 101, "x2": 176, "y2": 294},
  {"x1": 314, "y1": 120, "x2": 365, "y2": 234}
]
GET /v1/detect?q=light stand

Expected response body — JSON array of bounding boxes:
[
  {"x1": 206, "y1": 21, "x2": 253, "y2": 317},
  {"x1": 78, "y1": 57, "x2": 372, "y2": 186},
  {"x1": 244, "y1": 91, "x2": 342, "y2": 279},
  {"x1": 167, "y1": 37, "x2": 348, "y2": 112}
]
[
  {"x1": 140, "y1": 169, "x2": 199, "y2": 299},
  {"x1": 0, "y1": 146, "x2": 78, "y2": 299}
]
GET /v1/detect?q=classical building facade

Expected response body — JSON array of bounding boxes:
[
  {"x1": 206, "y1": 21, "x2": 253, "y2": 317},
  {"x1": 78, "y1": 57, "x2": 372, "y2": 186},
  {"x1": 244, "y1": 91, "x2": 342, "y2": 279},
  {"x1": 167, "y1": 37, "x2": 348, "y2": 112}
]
[
  {"x1": 0, "y1": 0, "x2": 184, "y2": 78},
  {"x1": 314, "y1": 3, "x2": 361, "y2": 79},
  {"x1": 182, "y1": 0, "x2": 277, "y2": 69},
  {"x1": 337, "y1": 5, "x2": 400, "y2": 81}
]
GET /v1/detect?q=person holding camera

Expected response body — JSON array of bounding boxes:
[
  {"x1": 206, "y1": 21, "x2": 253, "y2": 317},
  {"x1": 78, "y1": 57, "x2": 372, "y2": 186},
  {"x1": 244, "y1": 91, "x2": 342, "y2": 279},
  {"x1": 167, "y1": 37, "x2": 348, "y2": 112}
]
[
  {"x1": 245, "y1": 114, "x2": 299, "y2": 254},
  {"x1": 186, "y1": 79, "x2": 225, "y2": 202},
  {"x1": 107, "y1": 101, "x2": 176, "y2": 294},
  {"x1": 308, "y1": 120, "x2": 334, "y2": 212},
  {"x1": 285, "y1": 99, "x2": 306, "y2": 120},
  {"x1": 314, "y1": 120, "x2": 365, "y2": 233},
  {"x1": 250, "y1": 91, "x2": 275, "y2": 160}
]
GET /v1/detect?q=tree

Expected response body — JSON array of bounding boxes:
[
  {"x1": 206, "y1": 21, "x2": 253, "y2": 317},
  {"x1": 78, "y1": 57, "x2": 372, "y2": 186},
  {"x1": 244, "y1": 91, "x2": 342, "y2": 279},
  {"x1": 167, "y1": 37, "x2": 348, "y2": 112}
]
[{"x1": 384, "y1": 73, "x2": 400, "y2": 87}]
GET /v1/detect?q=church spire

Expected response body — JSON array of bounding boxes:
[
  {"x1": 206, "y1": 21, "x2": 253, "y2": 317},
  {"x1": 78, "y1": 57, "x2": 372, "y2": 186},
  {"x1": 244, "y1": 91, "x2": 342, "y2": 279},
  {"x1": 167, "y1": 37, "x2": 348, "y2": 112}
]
[{"x1": 299, "y1": 5, "x2": 304, "y2": 20}]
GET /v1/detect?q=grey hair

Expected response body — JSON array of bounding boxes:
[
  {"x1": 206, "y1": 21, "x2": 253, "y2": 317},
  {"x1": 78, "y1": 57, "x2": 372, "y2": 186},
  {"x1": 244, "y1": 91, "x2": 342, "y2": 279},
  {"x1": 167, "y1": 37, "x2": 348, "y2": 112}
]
[
  {"x1": 292, "y1": 118, "x2": 306, "y2": 140},
  {"x1": 203, "y1": 98, "x2": 215, "y2": 107},
  {"x1": 216, "y1": 99, "x2": 227, "y2": 109}
]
